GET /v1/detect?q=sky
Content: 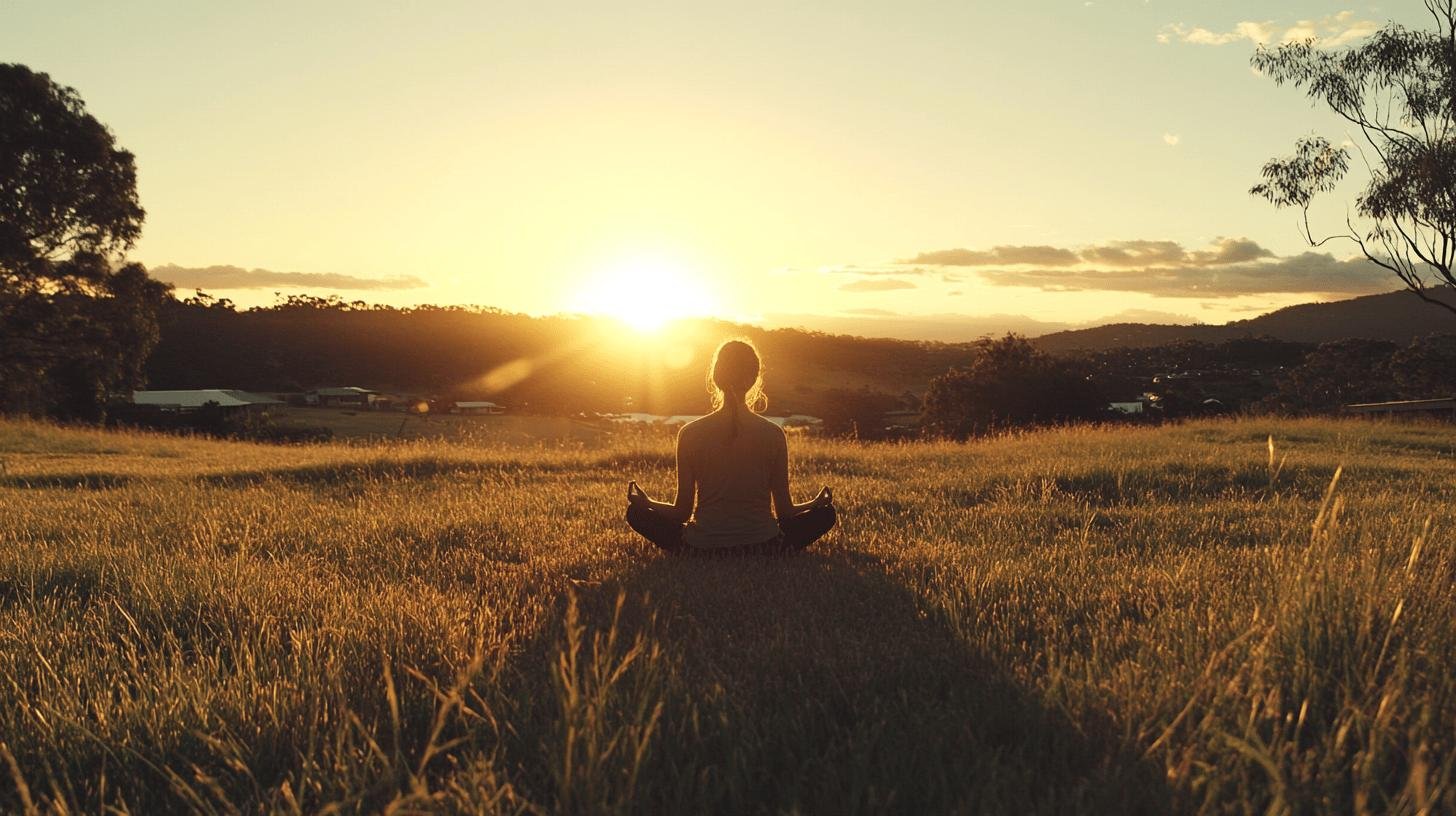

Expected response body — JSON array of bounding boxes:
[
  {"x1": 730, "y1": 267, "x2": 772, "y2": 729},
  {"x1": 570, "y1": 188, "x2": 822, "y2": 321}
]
[{"x1": 0, "y1": 1, "x2": 1432, "y2": 338}]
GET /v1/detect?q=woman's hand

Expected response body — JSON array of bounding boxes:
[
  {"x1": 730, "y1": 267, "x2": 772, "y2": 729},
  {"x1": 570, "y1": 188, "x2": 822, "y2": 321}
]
[{"x1": 627, "y1": 480, "x2": 652, "y2": 509}]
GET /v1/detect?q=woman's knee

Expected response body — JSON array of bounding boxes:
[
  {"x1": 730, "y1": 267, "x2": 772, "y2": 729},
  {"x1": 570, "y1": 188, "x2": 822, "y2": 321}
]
[
  {"x1": 626, "y1": 503, "x2": 653, "y2": 534},
  {"x1": 816, "y1": 504, "x2": 838, "y2": 532}
]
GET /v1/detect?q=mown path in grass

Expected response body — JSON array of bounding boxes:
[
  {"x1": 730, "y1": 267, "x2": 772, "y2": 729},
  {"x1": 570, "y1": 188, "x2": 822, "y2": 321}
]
[{"x1": 0, "y1": 417, "x2": 1452, "y2": 813}]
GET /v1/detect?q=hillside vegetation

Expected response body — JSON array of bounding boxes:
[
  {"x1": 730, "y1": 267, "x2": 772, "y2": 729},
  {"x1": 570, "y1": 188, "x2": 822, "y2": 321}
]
[
  {"x1": 1034, "y1": 287, "x2": 1456, "y2": 352},
  {"x1": 1, "y1": 418, "x2": 1453, "y2": 813}
]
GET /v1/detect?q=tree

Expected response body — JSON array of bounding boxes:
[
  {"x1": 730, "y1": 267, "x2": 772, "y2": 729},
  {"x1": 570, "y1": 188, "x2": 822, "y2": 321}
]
[
  {"x1": 922, "y1": 334, "x2": 1105, "y2": 438},
  {"x1": 1261, "y1": 339, "x2": 1399, "y2": 413},
  {"x1": 1390, "y1": 333, "x2": 1456, "y2": 396},
  {"x1": 1250, "y1": 2, "x2": 1456, "y2": 315},
  {"x1": 0, "y1": 63, "x2": 169, "y2": 418}
]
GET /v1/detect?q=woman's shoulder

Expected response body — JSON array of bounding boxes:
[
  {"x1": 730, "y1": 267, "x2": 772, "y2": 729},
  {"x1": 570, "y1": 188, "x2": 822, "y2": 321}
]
[
  {"x1": 749, "y1": 413, "x2": 787, "y2": 440},
  {"x1": 677, "y1": 414, "x2": 715, "y2": 445}
]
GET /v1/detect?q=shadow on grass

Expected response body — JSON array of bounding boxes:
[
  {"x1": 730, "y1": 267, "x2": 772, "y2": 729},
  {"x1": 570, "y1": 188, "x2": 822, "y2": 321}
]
[
  {"x1": 194, "y1": 452, "x2": 675, "y2": 490},
  {"x1": 0, "y1": 472, "x2": 133, "y2": 490},
  {"x1": 551, "y1": 549, "x2": 1172, "y2": 814}
]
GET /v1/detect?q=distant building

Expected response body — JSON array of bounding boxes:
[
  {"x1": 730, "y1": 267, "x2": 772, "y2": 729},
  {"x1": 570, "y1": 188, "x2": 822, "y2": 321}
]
[
  {"x1": 131, "y1": 389, "x2": 282, "y2": 413},
  {"x1": 1344, "y1": 398, "x2": 1456, "y2": 419},
  {"x1": 1109, "y1": 401, "x2": 1145, "y2": 415},
  {"x1": 771, "y1": 414, "x2": 824, "y2": 432},
  {"x1": 307, "y1": 387, "x2": 379, "y2": 408},
  {"x1": 452, "y1": 400, "x2": 504, "y2": 415}
]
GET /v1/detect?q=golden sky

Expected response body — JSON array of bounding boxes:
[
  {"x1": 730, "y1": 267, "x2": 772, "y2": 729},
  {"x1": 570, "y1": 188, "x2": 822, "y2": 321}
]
[{"x1": 1, "y1": 2, "x2": 1423, "y2": 339}]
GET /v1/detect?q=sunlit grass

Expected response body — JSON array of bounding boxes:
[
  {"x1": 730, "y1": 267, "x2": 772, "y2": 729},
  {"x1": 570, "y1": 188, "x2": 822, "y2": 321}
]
[{"x1": 0, "y1": 416, "x2": 1452, "y2": 813}]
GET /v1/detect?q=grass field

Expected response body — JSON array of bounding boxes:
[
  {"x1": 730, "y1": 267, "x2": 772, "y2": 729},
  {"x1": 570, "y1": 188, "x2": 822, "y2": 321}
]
[
  {"x1": 271, "y1": 406, "x2": 611, "y2": 444},
  {"x1": 1, "y1": 416, "x2": 1452, "y2": 814}
]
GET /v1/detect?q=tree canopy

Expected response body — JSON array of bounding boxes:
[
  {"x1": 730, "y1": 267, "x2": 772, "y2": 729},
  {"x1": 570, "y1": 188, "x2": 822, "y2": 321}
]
[
  {"x1": 0, "y1": 63, "x2": 169, "y2": 418},
  {"x1": 922, "y1": 334, "x2": 1105, "y2": 438},
  {"x1": 1251, "y1": 1, "x2": 1456, "y2": 314}
]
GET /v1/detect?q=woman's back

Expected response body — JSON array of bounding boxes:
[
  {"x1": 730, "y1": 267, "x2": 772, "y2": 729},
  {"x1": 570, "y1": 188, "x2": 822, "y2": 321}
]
[{"x1": 679, "y1": 410, "x2": 784, "y2": 549}]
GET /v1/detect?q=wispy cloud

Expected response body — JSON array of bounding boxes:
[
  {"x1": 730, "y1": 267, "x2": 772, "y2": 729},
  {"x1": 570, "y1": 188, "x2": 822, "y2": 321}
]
[
  {"x1": 1079, "y1": 237, "x2": 1272, "y2": 268},
  {"x1": 978, "y1": 251, "x2": 1392, "y2": 297},
  {"x1": 884, "y1": 237, "x2": 1383, "y2": 297},
  {"x1": 1158, "y1": 11, "x2": 1379, "y2": 48},
  {"x1": 839, "y1": 278, "x2": 917, "y2": 293},
  {"x1": 902, "y1": 245, "x2": 1081, "y2": 267},
  {"x1": 151, "y1": 264, "x2": 428, "y2": 291},
  {"x1": 830, "y1": 237, "x2": 1385, "y2": 298}
]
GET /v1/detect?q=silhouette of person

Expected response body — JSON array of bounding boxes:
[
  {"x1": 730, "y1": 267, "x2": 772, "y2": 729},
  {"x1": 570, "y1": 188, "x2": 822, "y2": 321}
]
[{"x1": 626, "y1": 339, "x2": 836, "y2": 554}]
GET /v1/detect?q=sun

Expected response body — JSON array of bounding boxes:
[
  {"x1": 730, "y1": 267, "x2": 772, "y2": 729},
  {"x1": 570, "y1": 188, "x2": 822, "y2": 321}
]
[{"x1": 571, "y1": 255, "x2": 716, "y2": 332}]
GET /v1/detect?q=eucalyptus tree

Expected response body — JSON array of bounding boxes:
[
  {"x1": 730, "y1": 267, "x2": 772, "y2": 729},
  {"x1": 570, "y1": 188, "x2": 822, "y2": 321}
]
[
  {"x1": 0, "y1": 63, "x2": 169, "y2": 418},
  {"x1": 1251, "y1": 1, "x2": 1456, "y2": 315}
]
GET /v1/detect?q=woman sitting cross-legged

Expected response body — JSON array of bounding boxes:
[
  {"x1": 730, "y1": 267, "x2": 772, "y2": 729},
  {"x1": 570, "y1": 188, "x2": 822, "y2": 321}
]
[{"x1": 626, "y1": 339, "x2": 836, "y2": 555}]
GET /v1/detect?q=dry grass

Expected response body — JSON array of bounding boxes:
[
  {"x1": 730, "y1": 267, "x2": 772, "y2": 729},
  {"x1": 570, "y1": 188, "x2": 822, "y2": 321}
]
[{"x1": 0, "y1": 416, "x2": 1452, "y2": 814}]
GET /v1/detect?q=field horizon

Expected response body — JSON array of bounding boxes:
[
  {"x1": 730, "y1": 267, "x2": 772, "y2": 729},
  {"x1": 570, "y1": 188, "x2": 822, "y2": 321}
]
[{"x1": 2, "y1": 416, "x2": 1453, "y2": 813}]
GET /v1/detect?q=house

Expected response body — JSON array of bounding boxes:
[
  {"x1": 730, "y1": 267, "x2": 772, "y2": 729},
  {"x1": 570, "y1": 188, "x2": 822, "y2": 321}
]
[
  {"x1": 307, "y1": 387, "x2": 379, "y2": 408},
  {"x1": 131, "y1": 389, "x2": 282, "y2": 414},
  {"x1": 1344, "y1": 398, "x2": 1456, "y2": 419},
  {"x1": 452, "y1": 400, "x2": 504, "y2": 415},
  {"x1": 1109, "y1": 401, "x2": 1145, "y2": 415}
]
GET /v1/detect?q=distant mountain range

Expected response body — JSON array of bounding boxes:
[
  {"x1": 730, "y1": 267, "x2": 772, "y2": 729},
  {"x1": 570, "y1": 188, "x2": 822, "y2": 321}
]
[{"x1": 1032, "y1": 287, "x2": 1456, "y2": 353}]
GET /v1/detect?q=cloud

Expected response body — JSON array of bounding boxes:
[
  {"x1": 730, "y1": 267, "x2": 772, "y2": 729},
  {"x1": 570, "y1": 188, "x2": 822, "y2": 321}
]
[
  {"x1": 821, "y1": 264, "x2": 929, "y2": 276},
  {"x1": 1096, "y1": 308, "x2": 1202, "y2": 325},
  {"x1": 835, "y1": 236, "x2": 1357, "y2": 298},
  {"x1": 1189, "y1": 237, "x2": 1274, "y2": 265},
  {"x1": 843, "y1": 307, "x2": 899, "y2": 316},
  {"x1": 150, "y1": 264, "x2": 427, "y2": 291},
  {"x1": 1077, "y1": 237, "x2": 1272, "y2": 268},
  {"x1": 839, "y1": 278, "x2": 917, "y2": 293},
  {"x1": 903, "y1": 245, "x2": 1080, "y2": 267},
  {"x1": 1080, "y1": 239, "x2": 1188, "y2": 267},
  {"x1": 978, "y1": 251, "x2": 1393, "y2": 297},
  {"x1": 1158, "y1": 12, "x2": 1378, "y2": 48}
]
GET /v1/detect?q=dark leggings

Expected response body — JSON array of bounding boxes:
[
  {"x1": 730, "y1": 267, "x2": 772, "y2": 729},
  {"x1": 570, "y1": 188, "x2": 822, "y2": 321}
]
[{"x1": 626, "y1": 504, "x2": 837, "y2": 555}]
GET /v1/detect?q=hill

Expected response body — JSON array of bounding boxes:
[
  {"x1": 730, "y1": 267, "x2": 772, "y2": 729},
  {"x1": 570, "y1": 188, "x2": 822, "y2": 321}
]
[
  {"x1": 146, "y1": 296, "x2": 973, "y2": 420},
  {"x1": 1035, "y1": 287, "x2": 1456, "y2": 352},
  {"x1": 2, "y1": 417, "x2": 1453, "y2": 812}
]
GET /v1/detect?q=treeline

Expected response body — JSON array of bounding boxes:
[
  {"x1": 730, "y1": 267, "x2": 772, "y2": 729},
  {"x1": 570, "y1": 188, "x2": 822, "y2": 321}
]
[
  {"x1": 921, "y1": 333, "x2": 1456, "y2": 438},
  {"x1": 142, "y1": 296, "x2": 1456, "y2": 439},
  {"x1": 146, "y1": 294, "x2": 960, "y2": 423}
]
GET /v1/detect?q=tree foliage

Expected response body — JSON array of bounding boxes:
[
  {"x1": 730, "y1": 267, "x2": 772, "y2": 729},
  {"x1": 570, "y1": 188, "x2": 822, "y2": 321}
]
[
  {"x1": 1251, "y1": 1, "x2": 1456, "y2": 314},
  {"x1": 922, "y1": 334, "x2": 1105, "y2": 438},
  {"x1": 0, "y1": 64, "x2": 169, "y2": 418},
  {"x1": 1261, "y1": 338, "x2": 1401, "y2": 412}
]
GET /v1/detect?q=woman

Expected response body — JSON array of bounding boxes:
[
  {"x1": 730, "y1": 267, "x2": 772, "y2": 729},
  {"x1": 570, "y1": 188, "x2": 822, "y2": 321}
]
[{"x1": 626, "y1": 339, "x2": 836, "y2": 554}]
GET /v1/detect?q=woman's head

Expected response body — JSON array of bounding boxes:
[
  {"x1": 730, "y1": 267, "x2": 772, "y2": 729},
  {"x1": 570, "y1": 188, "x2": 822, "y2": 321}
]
[{"x1": 709, "y1": 339, "x2": 765, "y2": 412}]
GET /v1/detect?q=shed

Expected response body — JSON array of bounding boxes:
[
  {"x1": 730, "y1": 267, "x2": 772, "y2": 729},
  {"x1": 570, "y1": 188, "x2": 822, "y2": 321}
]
[
  {"x1": 308, "y1": 387, "x2": 379, "y2": 408},
  {"x1": 453, "y1": 401, "x2": 504, "y2": 415},
  {"x1": 131, "y1": 390, "x2": 283, "y2": 413}
]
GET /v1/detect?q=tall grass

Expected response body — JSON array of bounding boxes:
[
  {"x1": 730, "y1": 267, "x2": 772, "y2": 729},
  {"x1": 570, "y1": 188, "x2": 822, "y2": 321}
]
[{"x1": 0, "y1": 416, "x2": 1452, "y2": 813}]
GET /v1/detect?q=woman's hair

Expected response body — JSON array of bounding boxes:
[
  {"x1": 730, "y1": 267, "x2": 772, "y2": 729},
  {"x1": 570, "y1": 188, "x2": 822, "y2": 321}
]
[{"x1": 708, "y1": 340, "x2": 766, "y2": 435}]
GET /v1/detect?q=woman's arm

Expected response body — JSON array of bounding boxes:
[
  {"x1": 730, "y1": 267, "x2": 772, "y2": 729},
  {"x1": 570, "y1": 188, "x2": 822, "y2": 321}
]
[
  {"x1": 772, "y1": 429, "x2": 831, "y2": 521},
  {"x1": 631, "y1": 428, "x2": 694, "y2": 523}
]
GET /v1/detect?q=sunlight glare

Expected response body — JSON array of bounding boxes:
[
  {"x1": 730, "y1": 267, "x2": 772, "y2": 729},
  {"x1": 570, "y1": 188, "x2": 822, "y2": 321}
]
[{"x1": 571, "y1": 256, "x2": 716, "y2": 332}]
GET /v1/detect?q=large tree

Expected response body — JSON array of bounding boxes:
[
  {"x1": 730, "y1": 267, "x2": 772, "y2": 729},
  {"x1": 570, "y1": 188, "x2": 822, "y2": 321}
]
[
  {"x1": 0, "y1": 63, "x2": 169, "y2": 418},
  {"x1": 922, "y1": 334, "x2": 1105, "y2": 438},
  {"x1": 1251, "y1": 1, "x2": 1456, "y2": 315}
]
